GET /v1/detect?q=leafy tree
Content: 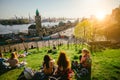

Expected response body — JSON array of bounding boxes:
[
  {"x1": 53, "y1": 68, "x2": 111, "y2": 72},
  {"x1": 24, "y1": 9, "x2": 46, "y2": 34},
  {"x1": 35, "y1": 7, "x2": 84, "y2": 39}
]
[
  {"x1": 74, "y1": 18, "x2": 92, "y2": 41},
  {"x1": 103, "y1": 7, "x2": 120, "y2": 41},
  {"x1": 112, "y1": 7, "x2": 120, "y2": 23}
]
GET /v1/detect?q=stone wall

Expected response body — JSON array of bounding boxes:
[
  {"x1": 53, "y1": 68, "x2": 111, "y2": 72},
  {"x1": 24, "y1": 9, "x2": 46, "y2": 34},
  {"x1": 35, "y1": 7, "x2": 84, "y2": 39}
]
[{"x1": 0, "y1": 39, "x2": 68, "y2": 53}]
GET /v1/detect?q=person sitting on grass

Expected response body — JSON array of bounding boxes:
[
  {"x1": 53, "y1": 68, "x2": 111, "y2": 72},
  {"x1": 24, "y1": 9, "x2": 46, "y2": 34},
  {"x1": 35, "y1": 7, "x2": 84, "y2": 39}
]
[
  {"x1": 7, "y1": 52, "x2": 27, "y2": 69},
  {"x1": 53, "y1": 44, "x2": 56, "y2": 50},
  {"x1": 43, "y1": 55, "x2": 55, "y2": 76},
  {"x1": 47, "y1": 45, "x2": 57, "y2": 54},
  {"x1": 7, "y1": 52, "x2": 19, "y2": 68},
  {"x1": 32, "y1": 55, "x2": 55, "y2": 80},
  {"x1": 21, "y1": 50, "x2": 28, "y2": 57},
  {"x1": 79, "y1": 48, "x2": 92, "y2": 79},
  {"x1": 55, "y1": 51, "x2": 73, "y2": 80},
  {"x1": 80, "y1": 48, "x2": 91, "y2": 68},
  {"x1": 18, "y1": 49, "x2": 31, "y2": 58},
  {"x1": 0, "y1": 52, "x2": 7, "y2": 62},
  {"x1": 72, "y1": 61, "x2": 80, "y2": 71},
  {"x1": 0, "y1": 52, "x2": 8, "y2": 72},
  {"x1": 72, "y1": 48, "x2": 91, "y2": 79},
  {"x1": 52, "y1": 45, "x2": 57, "y2": 54}
]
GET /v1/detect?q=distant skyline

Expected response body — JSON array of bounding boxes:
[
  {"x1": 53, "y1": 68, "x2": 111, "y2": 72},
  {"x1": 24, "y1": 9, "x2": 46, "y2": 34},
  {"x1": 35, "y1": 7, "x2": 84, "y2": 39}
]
[{"x1": 0, "y1": 0, "x2": 120, "y2": 19}]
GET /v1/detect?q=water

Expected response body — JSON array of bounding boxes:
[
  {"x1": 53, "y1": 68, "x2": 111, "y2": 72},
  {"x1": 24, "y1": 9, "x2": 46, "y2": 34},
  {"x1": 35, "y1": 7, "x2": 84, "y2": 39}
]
[
  {"x1": 0, "y1": 24, "x2": 31, "y2": 34},
  {"x1": 0, "y1": 20, "x2": 75, "y2": 34},
  {"x1": 0, "y1": 22, "x2": 59, "y2": 34}
]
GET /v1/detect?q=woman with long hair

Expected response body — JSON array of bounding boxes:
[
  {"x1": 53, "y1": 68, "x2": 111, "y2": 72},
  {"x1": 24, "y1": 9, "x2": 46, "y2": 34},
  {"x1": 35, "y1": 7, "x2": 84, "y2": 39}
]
[
  {"x1": 43, "y1": 55, "x2": 55, "y2": 75},
  {"x1": 57, "y1": 51, "x2": 70, "y2": 71},
  {"x1": 80, "y1": 48, "x2": 91, "y2": 68},
  {"x1": 56, "y1": 51, "x2": 73, "y2": 80},
  {"x1": 32, "y1": 55, "x2": 55, "y2": 80}
]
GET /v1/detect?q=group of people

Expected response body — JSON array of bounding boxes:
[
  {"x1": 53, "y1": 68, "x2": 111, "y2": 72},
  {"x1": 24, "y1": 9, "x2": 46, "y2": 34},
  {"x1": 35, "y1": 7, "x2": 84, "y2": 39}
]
[
  {"x1": 0, "y1": 51, "x2": 27, "y2": 74},
  {"x1": 32, "y1": 51, "x2": 73, "y2": 80},
  {"x1": 72, "y1": 48, "x2": 92, "y2": 79},
  {"x1": 32, "y1": 48, "x2": 91, "y2": 80},
  {"x1": 47, "y1": 45, "x2": 57, "y2": 54},
  {"x1": 1, "y1": 47, "x2": 91, "y2": 80}
]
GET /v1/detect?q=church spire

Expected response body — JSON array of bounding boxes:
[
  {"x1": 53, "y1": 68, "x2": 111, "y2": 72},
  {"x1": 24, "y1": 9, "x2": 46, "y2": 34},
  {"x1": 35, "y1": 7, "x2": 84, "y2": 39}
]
[
  {"x1": 35, "y1": 9, "x2": 42, "y2": 36},
  {"x1": 36, "y1": 9, "x2": 39, "y2": 16}
]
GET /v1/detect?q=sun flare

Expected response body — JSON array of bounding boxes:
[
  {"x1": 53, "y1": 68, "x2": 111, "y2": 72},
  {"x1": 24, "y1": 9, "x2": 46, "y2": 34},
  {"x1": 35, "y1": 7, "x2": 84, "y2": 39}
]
[{"x1": 95, "y1": 11, "x2": 106, "y2": 20}]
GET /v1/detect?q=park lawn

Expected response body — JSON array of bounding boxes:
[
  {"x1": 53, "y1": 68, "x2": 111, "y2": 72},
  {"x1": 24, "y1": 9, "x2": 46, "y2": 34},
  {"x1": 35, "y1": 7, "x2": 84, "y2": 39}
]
[
  {"x1": 92, "y1": 49, "x2": 120, "y2": 80},
  {"x1": 0, "y1": 45, "x2": 120, "y2": 80}
]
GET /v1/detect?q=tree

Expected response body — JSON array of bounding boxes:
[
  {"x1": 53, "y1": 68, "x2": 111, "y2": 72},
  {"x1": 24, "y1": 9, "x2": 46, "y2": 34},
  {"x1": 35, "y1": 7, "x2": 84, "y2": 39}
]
[
  {"x1": 74, "y1": 18, "x2": 92, "y2": 42},
  {"x1": 74, "y1": 18, "x2": 103, "y2": 52},
  {"x1": 103, "y1": 7, "x2": 120, "y2": 41},
  {"x1": 112, "y1": 7, "x2": 120, "y2": 23}
]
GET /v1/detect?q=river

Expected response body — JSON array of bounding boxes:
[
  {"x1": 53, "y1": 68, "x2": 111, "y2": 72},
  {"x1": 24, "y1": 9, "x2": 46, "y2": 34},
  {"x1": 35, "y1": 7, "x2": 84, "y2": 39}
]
[
  {"x1": 0, "y1": 22, "x2": 59, "y2": 34},
  {"x1": 0, "y1": 20, "x2": 76, "y2": 35}
]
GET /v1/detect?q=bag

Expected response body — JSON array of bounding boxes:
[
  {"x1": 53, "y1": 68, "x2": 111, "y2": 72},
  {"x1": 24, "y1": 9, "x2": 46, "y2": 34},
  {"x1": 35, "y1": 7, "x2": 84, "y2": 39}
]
[
  {"x1": 17, "y1": 71, "x2": 26, "y2": 80},
  {"x1": 32, "y1": 71, "x2": 45, "y2": 80},
  {"x1": 24, "y1": 68, "x2": 34, "y2": 80},
  {"x1": 75, "y1": 68, "x2": 89, "y2": 79}
]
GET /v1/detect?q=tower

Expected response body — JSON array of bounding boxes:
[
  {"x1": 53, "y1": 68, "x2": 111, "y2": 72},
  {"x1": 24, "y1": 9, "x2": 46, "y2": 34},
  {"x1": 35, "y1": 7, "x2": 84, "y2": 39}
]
[{"x1": 35, "y1": 9, "x2": 42, "y2": 36}]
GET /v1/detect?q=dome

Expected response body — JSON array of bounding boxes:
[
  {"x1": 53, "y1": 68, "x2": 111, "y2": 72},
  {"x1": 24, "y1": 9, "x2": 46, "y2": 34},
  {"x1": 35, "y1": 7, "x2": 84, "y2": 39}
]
[
  {"x1": 28, "y1": 24, "x2": 36, "y2": 29},
  {"x1": 36, "y1": 9, "x2": 39, "y2": 16}
]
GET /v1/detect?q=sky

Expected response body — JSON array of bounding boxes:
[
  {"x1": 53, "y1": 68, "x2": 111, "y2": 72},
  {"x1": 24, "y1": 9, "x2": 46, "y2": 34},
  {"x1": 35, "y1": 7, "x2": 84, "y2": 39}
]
[{"x1": 0, "y1": 0, "x2": 120, "y2": 19}]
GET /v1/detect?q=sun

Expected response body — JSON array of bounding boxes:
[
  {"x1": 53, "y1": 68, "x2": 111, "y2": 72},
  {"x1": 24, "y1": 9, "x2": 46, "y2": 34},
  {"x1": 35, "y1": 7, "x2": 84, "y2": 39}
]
[{"x1": 95, "y1": 11, "x2": 106, "y2": 20}]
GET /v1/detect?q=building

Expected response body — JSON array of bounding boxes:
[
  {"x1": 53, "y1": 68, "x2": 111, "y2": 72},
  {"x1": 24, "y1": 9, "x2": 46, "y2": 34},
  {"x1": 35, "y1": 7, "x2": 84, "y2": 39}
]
[
  {"x1": 35, "y1": 9, "x2": 43, "y2": 36},
  {"x1": 28, "y1": 9, "x2": 44, "y2": 37},
  {"x1": 28, "y1": 24, "x2": 36, "y2": 36},
  {"x1": 28, "y1": 9, "x2": 76, "y2": 37}
]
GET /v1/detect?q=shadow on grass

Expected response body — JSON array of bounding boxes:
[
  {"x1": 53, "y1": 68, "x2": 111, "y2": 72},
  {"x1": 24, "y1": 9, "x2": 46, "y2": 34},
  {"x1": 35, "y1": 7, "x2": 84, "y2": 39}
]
[
  {"x1": 0, "y1": 67, "x2": 21, "y2": 76},
  {"x1": 0, "y1": 68, "x2": 12, "y2": 76},
  {"x1": 110, "y1": 76, "x2": 118, "y2": 80},
  {"x1": 112, "y1": 65, "x2": 120, "y2": 69}
]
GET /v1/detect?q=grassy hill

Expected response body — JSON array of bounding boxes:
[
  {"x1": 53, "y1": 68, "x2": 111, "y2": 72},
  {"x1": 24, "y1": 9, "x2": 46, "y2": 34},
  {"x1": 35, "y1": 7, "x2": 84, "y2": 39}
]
[{"x1": 0, "y1": 45, "x2": 120, "y2": 80}]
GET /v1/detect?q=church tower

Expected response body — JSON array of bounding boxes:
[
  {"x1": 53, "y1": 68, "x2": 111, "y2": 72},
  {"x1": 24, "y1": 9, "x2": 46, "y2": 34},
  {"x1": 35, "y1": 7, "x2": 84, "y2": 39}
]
[{"x1": 35, "y1": 9, "x2": 42, "y2": 36}]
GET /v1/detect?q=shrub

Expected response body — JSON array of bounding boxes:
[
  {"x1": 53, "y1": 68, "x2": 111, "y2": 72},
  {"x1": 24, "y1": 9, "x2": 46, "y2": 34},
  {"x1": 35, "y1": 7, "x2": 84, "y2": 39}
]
[{"x1": 73, "y1": 55, "x2": 79, "y2": 59}]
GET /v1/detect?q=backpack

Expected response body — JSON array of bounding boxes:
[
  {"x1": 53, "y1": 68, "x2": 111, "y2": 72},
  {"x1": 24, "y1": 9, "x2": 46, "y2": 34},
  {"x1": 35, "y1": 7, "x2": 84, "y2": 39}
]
[
  {"x1": 24, "y1": 68, "x2": 34, "y2": 80},
  {"x1": 32, "y1": 71, "x2": 46, "y2": 80},
  {"x1": 17, "y1": 67, "x2": 34, "y2": 80}
]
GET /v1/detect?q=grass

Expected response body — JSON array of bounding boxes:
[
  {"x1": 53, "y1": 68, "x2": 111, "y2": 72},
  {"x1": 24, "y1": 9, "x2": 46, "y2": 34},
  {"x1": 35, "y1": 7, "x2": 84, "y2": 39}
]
[
  {"x1": 0, "y1": 44, "x2": 120, "y2": 80},
  {"x1": 92, "y1": 49, "x2": 120, "y2": 80}
]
